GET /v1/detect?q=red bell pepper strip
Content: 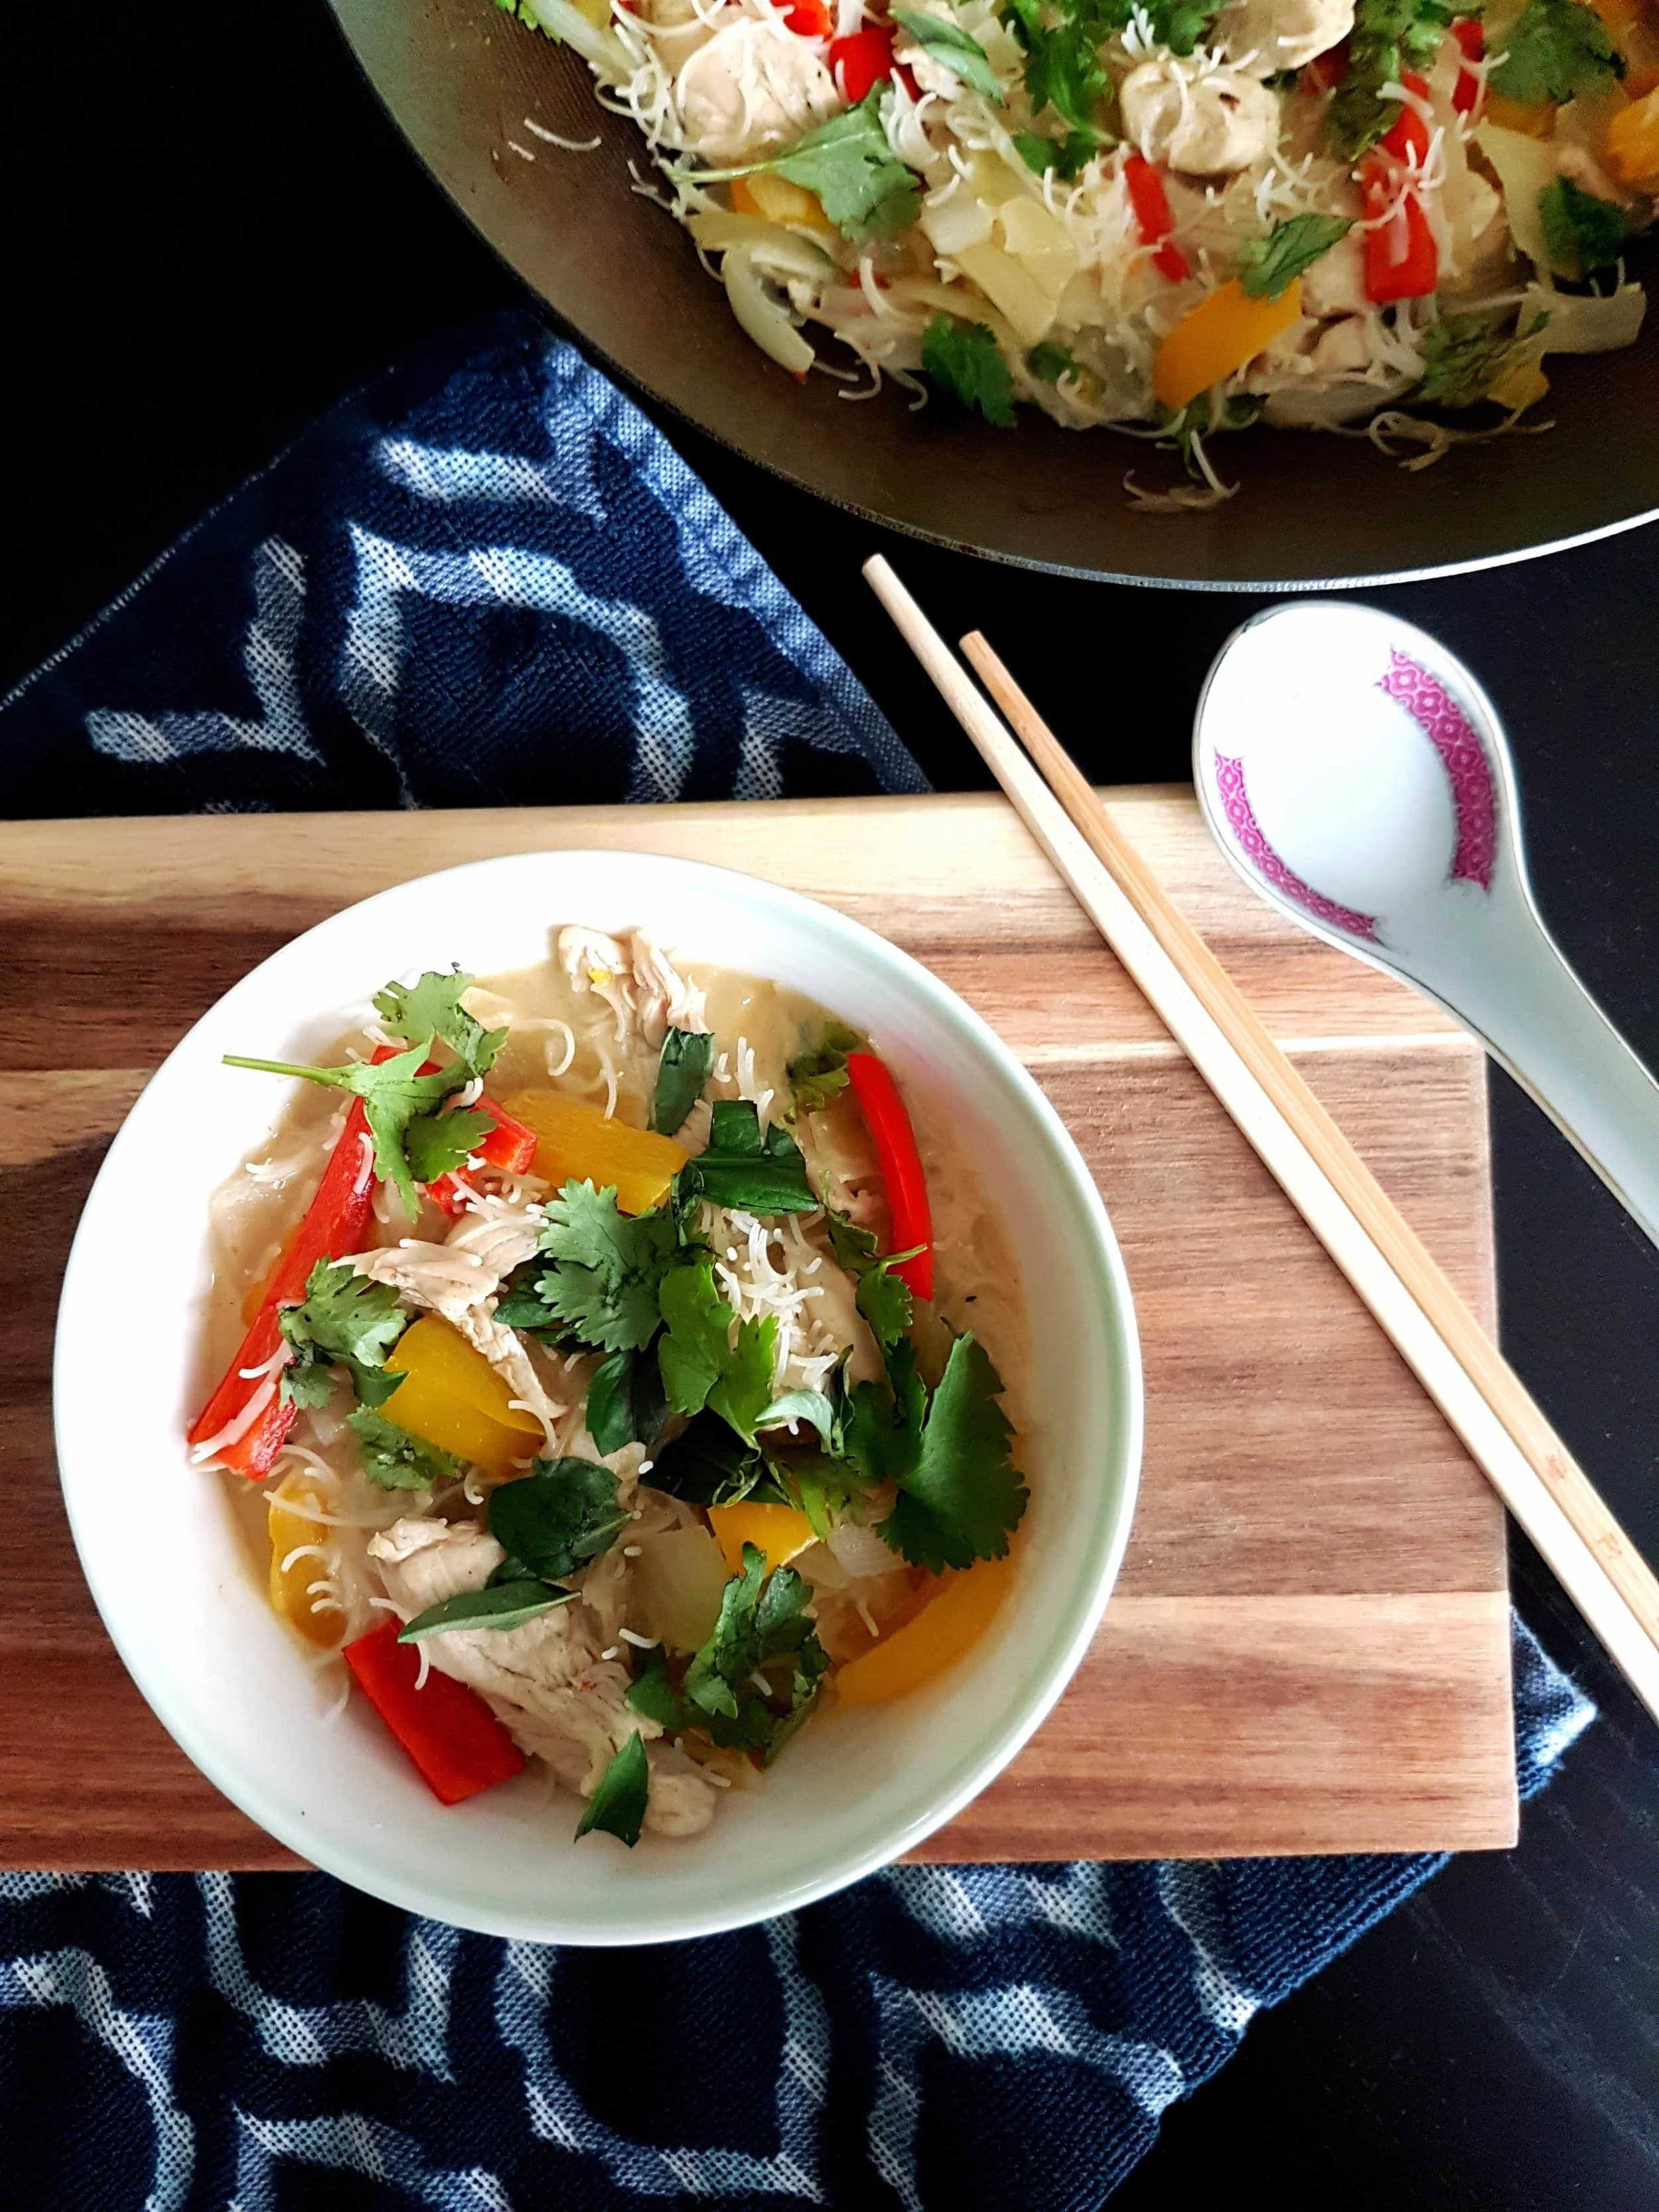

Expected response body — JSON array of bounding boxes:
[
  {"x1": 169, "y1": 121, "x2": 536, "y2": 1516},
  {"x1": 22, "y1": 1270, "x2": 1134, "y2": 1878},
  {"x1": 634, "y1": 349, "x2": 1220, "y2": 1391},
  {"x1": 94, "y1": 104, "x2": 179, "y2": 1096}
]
[
  {"x1": 1451, "y1": 19, "x2": 1484, "y2": 118},
  {"x1": 844, "y1": 1051, "x2": 933, "y2": 1301},
  {"x1": 188, "y1": 1096, "x2": 380, "y2": 1479},
  {"x1": 1122, "y1": 151, "x2": 1189, "y2": 282},
  {"x1": 828, "y1": 24, "x2": 918, "y2": 103},
  {"x1": 425, "y1": 1093, "x2": 539, "y2": 1217},
  {"x1": 1360, "y1": 160, "x2": 1438, "y2": 301},
  {"x1": 1360, "y1": 73, "x2": 1437, "y2": 303},
  {"x1": 343, "y1": 1621, "x2": 526, "y2": 1805},
  {"x1": 784, "y1": 0, "x2": 833, "y2": 33}
]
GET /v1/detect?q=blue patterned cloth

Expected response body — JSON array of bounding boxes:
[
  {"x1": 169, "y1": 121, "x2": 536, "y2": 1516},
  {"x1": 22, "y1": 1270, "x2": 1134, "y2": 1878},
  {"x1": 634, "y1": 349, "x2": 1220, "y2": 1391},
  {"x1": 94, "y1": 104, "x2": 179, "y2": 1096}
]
[{"x1": 0, "y1": 312, "x2": 1594, "y2": 2210}]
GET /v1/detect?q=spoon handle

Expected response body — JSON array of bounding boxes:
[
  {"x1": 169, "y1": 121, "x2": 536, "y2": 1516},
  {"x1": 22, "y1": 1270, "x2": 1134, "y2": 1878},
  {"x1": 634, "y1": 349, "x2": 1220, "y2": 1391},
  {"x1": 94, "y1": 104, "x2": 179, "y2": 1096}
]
[{"x1": 1475, "y1": 927, "x2": 1659, "y2": 1252}]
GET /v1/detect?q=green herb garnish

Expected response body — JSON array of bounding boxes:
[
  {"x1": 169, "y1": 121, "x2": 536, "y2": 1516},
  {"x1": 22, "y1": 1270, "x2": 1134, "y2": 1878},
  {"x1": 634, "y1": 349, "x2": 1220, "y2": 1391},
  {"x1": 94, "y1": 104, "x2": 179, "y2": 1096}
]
[
  {"x1": 657, "y1": 1256, "x2": 778, "y2": 1443},
  {"x1": 585, "y1": 1345, "x2": 670, "y2": 1455},
  {"x1": 1327, "y1": 0, "x2": 1461, "y2": 159},
  {"x1": 682, "y1": 1544, "x2": 830, "y2": 1763},
  {"x1": 676, "y1": 1100, "x2": 817, "y2": 1215},
  {"x1": 920, "y1": 317, "x2": 1016, "y2": 428},
  {"x1": 222, "y1": 1038, "x2": 459, "y2": 1220},
  {"x1": 346, "y1": 1407, "x2": 463, "y2": 1490},
  {"x1": 575, "y1": 1731, "x2": 650, "y2": 1846},
  {"x1": 651, "y1": 1029, "x2": 715, "y2": 1136},
  {"x1": 1417, "y1": 314, "x2": 1540, "y2": 408},
  {"x1": 488, "y1": 1458, "x2": 630, "y2": 1582},
  {"x1": 397, "y1": 1579, "x2": 575, "y2": 1642},
  {"x1": 277, "y1": 1259, "x2": 409, "y2": 1409},
  {"x1": 1027, "y1": 340, "x2": 1081, "y2": 383},
  {"x1": 788, "y1": 1021, "x2": 859, "y2": 1115},
  {"x1": 1538, "y1": 176, "x2": 1627, "y2": 281},
  {"x1": 1237, "y1": 214, "x2": 1352, "y2": 302},
  {"x1": 1490, "y1": 0, "x2": 1624, "y2": 105},
  {"x1": 891, "y1": 8, "x2": 1002, "y2": 100},
  {"x1": 844, "y1": 1333, "x2": 1028, "y2": 1571},
  {"x1": 687, "y1": 91, "x2": 918, "y2": 242},
  {"x1": 372, "y1": 968, "x2": 506, "y2": 1078},
  {"x1": 532, "y1": 1181, "x2": 680, "y2": 1352}
]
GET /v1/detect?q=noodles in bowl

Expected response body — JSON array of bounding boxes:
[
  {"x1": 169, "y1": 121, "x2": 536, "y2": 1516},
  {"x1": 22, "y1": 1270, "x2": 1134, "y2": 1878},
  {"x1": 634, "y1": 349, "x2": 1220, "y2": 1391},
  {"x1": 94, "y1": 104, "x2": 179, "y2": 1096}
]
[{"x1": 56, "y1": 851, "x2": 1139, "y2": 1941}]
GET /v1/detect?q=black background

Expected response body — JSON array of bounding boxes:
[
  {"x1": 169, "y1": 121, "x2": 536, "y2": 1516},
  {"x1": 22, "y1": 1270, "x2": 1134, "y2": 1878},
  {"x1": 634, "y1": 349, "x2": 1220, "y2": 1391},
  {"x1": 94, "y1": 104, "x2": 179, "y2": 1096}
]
[{"x1": 6, "y1": 4, "x2": 1659, "y2": 2205}]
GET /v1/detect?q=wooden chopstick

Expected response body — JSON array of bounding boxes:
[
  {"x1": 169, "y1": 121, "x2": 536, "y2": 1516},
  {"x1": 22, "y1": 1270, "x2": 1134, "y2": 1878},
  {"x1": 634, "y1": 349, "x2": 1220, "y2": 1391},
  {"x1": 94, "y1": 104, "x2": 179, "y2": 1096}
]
[{"x1": 864, "y1": 551, "x2": 1659, "y2": 1726}]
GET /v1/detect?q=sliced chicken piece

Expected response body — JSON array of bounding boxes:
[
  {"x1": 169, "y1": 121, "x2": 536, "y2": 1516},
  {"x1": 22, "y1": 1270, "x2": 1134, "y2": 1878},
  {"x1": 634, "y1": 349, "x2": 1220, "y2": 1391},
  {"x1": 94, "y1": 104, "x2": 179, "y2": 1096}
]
[
  {"x1": 368, "y1": 1516, "x2": 718, "y2": 1836},
  {"x1": 346, "y1": 1241, "x2": 565, "y2": 1443},
  {"x1": 1120, "y1": 56, "x2": 1279, "y2": 177},
  {"x1": 675, "y1": 17, "x2": 839, "y2": 165},
  {"x1": 1216, "y1": 0, "x2": 1355, "y2": 74},
  {"x1": 555, "y1": 924, "x2": 707, "y2": 1050},
  {"x1": 443, "y1": 1193, "x2": 545, "y2": 1280}
]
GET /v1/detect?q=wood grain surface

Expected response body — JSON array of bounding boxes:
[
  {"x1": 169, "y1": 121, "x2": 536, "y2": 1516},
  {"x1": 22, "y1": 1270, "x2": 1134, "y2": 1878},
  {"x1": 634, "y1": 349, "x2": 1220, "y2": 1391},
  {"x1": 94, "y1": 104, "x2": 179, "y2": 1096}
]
[{"x1": 0, "y1": 790, "x2": 1514, "y2": 1866}]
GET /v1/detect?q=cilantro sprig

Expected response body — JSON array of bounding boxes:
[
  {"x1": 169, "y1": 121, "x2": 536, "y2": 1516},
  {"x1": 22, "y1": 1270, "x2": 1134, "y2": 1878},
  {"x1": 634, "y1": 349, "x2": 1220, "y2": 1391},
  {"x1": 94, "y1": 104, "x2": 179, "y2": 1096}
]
[
  {"x1": 1417, "y1": 314, "x2": 1543, "y2": 408},
  {"x1": 372, "y1": 970, "x2": 505, "y2": 1078},
  {"x1": 346, "y1": 1407, "x2": 463, "y2": 1490},
  {"x1": 844, "y1": 1333, "x2": 1028, "y2": 1571},
  {"x1": 1237, "y1": 214, "x2": 1352, "y2": 302},
  {"x1": 921, "y1": 317, "x2": 1016, "y2": 428},
  {"x1": 891, "y1": 9, "x2": 1003, "y2": 101},
  {"x1": 223, "y1": 1038, "x2": 459, "y2": 1220},
  {"x1": 488, "y1": 1458, "x2": 631, "y2": 1582},
  {"x1": 1490, "y1": 0, "x2": 1624, "y2": 105},
  {"x1": 788, "y1": 1021, "x2": 859, "y2": 1115},
  {"x1": 681, "y1": 1543, "x2": 830, "y2": 1763},
  {"x1": 532, "y1": 1182, "x2": 680, "y2": 1352},
  {"x1": 657, "y1": 1256, "x2": 779, "y2": 1443},
  {"x1": 277, "y1": 1259, "x2": 409, "y2": 1410},
  {"x1": 1327, "y1": 0, "x2": 1459, "y2": 159},
  {"x1": 1538, "y1": 177, "x2": 1627, "y2": 281},
  {"x1": 687, "y1": 90, "x2": 919, "y2": 242}
]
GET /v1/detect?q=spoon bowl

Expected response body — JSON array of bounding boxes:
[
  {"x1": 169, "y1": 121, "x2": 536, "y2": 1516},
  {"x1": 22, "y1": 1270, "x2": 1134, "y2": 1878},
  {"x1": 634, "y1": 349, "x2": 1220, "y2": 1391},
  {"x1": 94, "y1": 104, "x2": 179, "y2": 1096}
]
[{"x1": 1195, "y1": 601, "x2": 1659, "y2": 1252}]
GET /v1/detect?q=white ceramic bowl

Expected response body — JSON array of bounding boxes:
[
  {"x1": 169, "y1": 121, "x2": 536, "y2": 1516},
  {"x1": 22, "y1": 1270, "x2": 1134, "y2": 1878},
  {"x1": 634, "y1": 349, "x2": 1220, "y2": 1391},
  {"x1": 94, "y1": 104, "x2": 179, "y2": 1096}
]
[{"x1": 56, "y1": 851, "x2": 1141, "y2": 1944}]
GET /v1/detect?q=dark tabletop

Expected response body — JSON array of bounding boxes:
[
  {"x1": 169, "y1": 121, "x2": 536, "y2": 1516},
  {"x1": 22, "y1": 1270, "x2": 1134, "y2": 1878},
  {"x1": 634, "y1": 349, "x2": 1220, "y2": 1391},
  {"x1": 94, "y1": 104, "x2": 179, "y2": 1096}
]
[{"x1": 7, "y1": 4, "x2": 1659, "y2": 2205}]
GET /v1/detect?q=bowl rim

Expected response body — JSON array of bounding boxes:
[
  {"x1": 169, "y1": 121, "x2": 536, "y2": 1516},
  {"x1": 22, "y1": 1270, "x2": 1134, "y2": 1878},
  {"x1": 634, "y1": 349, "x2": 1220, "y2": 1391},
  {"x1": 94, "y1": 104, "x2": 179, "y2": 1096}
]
[{"x1": 54, "y1": 848, "x2": 1143, "y2": 1941}]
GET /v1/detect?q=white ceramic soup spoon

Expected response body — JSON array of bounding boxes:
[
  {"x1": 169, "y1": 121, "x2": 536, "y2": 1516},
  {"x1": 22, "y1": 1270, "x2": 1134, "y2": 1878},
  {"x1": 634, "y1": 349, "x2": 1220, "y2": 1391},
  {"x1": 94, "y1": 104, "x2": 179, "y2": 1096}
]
[{"x1": 1194, "y1": 599, "x2": 1659, "y2": 1253}]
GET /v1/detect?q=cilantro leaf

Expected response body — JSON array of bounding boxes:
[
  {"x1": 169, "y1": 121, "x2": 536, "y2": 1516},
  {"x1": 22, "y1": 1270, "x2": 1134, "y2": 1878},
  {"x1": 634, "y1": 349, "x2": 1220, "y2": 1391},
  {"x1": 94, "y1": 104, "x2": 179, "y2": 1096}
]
[
  {"x1": 492, "y1": 1262, "x2": 570, "y2": 1338},
  {"x1": 1027, "y1": 340, "x2": 1080, "y2": 383},
  {"x1": 1237, "y1": 214, "x2": 1352, "y2": 302},
  {"x1": 1538, "y1": 176, "x2": 1627, "y2": 280},
  {"x1": 575, "y1": 1731, "x2": 650, "y2": 1846},
  {"x1": 1013, "y1": 128, "x2": 1108, "y2": 181},
  {"x1": 1490, "y1": 0, "x2": 1624, "y2": 104},
  {"x1": 534, "y1": 1182, "x2": 679, "y2": 1352},
  {"x1": 626, "y1": 1647, "x2": 687, "y2": 1731},
  {"x1": 891, "y1": 8, "x2": 1003, "y2": 100},
  {"x1": 488, "y1": 1458, "x2": 630, "y2": 1581},
  {"x1": 372, "y1": 969, "x2": 506, "y2": 1078},
  {"x1": 877, "y1": 1334, "x2": 1027, "y2": 1571},
  {"x1": 346, "y1": 1407, "x2": 463, "y2": 1490},
  {"x1": 788, "y1": 1021, "x2": 859, "y2": 1115},
  {"x1": 689, "y1": 92, "x2": 916, "y2": 240},
  {"x1": 677, "y1": 1100, "x2": 816, "y2": 1213},
  {"x1": 1327, "y1": 0, "x2": 1458, "y2": 159},
  {"x1": 656, "y1": 1256, "x2": 778, "y2": 1442},
  {"x1": 1417, "y1": 315, "x2": 1529, "y2": 408},
  {"x1": 398, "y1": 1580, "x2": 575, "y2": 1641},
  {"x1": 403, "y1": 1105, "x2": 498, "y2": 1185},
  {"x1": 856, "y1": 1256, "x2": 917, "y2": 1353},
  {"x1": 277, "y1": 1259, "x2": 409, "y2": 1408},
  {"x1": 650, "y1": 1028, "x2": 715, "y2": 1136},
  {"x1": 757, "y1": 1388, "x2": 841, "y2": 1445},
  {"x1": 223, "y1": 1039, "x2": 459, "y2": 1218},
  {"x1": 682, "y1": 1544, "x2": 830, "y2": 1763},
  {"x1": 585, "y1": 1345, "x2": 670, "y2": 1455},
  {"x1": 842, "y1": 1336, "x2": 928, "y2": 1486},
  {"x1": 921, "y1": 317, "x2": 1016, "y2": 428},
  {"x1": 826, "y1": 1209, "x2": 879, "y2": 1274}
]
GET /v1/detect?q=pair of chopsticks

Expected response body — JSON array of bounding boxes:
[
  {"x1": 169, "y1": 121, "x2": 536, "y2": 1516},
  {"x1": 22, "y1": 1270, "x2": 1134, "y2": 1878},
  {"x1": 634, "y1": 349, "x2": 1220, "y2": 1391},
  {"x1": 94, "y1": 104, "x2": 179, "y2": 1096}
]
[{"x1": 864, "y1": 552, "x2": 1659, "y2": 1727}]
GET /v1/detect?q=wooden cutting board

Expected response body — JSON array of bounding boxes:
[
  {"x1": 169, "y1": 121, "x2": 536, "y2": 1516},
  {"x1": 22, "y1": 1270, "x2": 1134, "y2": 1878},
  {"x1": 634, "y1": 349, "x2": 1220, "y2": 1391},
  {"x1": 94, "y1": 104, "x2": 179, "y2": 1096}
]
[{"x1": 0, "y1": 790, "x2": 1514, "y2": 1868}]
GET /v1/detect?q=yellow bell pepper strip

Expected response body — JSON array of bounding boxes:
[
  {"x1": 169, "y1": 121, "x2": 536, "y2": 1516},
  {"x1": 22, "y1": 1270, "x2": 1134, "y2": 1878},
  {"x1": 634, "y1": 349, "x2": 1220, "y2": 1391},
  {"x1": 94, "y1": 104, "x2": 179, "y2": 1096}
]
[
  {"x1": 730, "y1": 173, "x2": 833, "y2": 232},
  {"x1": 267, "y1": 1483, "x2": 342, "y2": 1649},
  {"x1": 377, "y1": 1315, "x2": 545, "y2": 1478},
  {"x1": 1608, "y1": 86, "x2": 1659, "y2": 181},
  {"x1": 498, "y1": 1090, "x2": 687, "y2": 1217},
  {"x1": 707, "y1": 1501, "x2": 819, "y2": 1576},
  {"x1": 1152, "y1": 277, "x2": 1302, "y2": 414},
  {"x1": 833, "y1": 1554, "x2": 1011, "y2": 1705},
  {"x1": 344, "y1": 1620, "x2": 526, "y2": 1805}
]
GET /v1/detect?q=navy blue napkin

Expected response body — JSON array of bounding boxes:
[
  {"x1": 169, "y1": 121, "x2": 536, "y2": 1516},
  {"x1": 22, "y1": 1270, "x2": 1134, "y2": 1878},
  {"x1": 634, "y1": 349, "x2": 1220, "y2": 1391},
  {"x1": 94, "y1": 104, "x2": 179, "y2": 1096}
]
[{"x1": 0, "y1": 311, "x2": 1593, "y2": 2211}]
